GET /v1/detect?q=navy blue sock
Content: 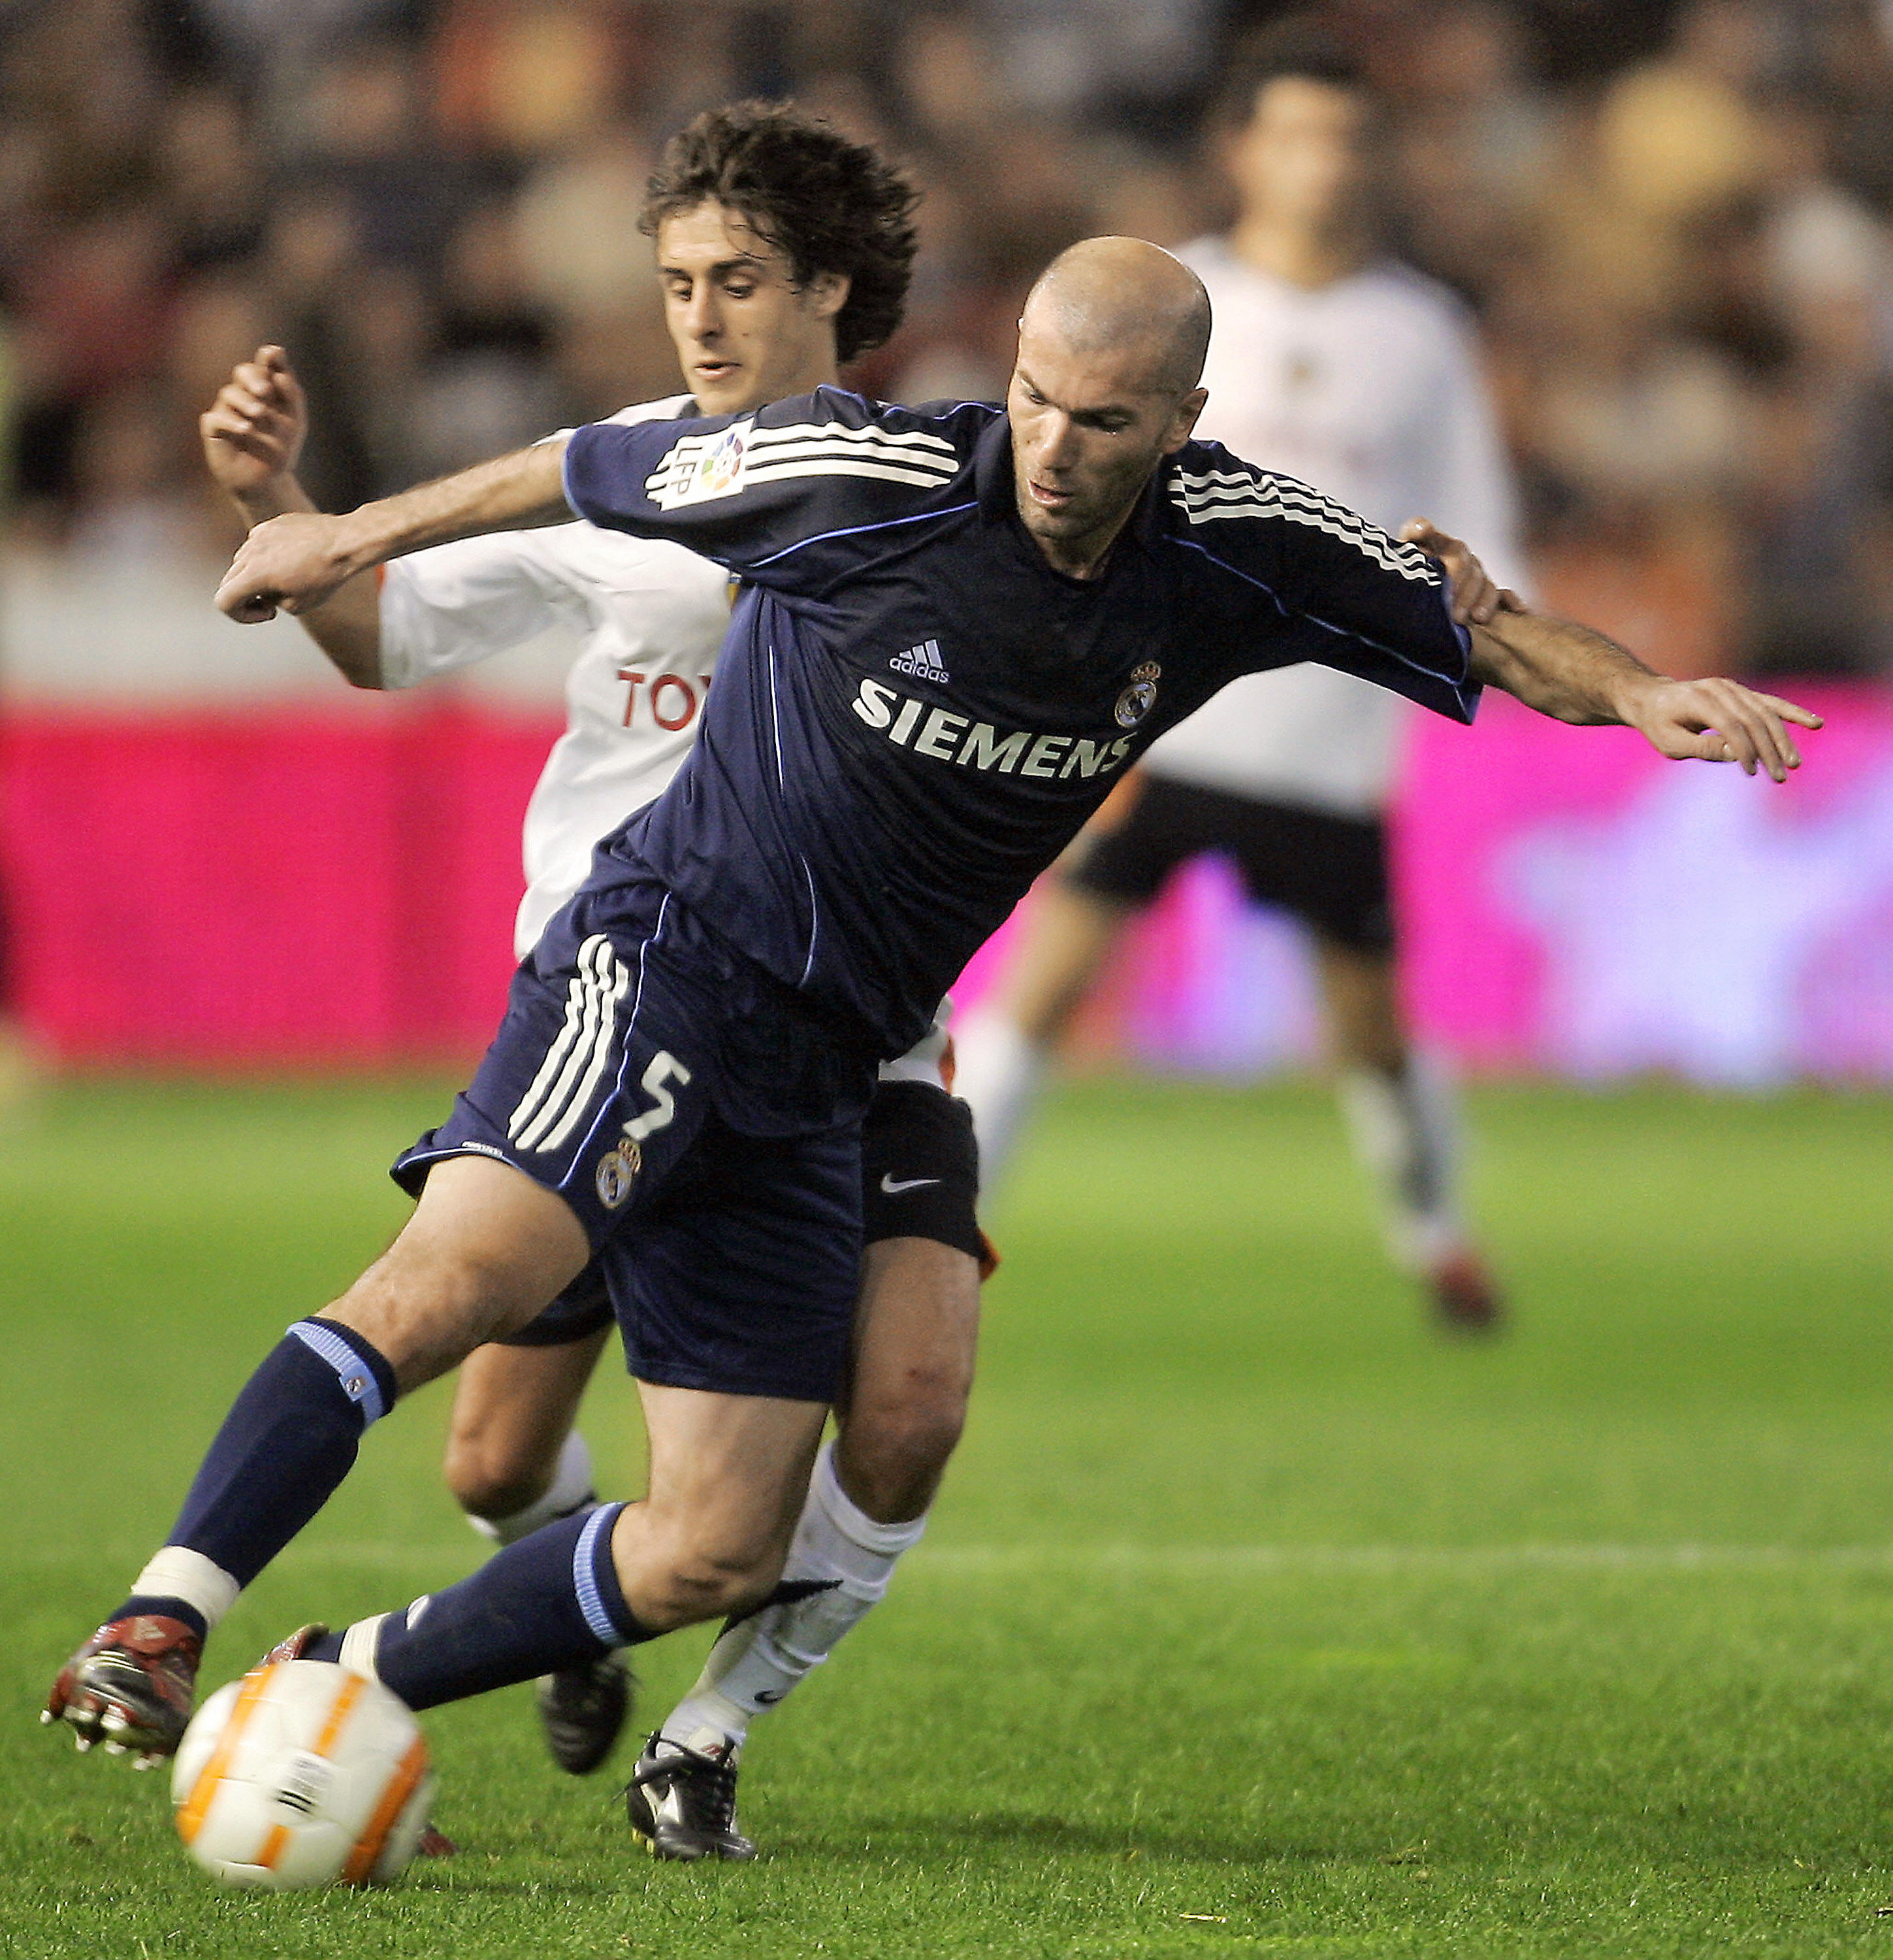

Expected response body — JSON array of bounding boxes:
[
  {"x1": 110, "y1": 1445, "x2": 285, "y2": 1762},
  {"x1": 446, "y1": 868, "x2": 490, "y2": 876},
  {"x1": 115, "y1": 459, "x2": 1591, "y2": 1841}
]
[
  {"x1": 116, "y1": 1319, "x2": 396, "y2": 1629},
  {"x1": 310, "y1": 1503, "x2": 649, "y2": 1711}
]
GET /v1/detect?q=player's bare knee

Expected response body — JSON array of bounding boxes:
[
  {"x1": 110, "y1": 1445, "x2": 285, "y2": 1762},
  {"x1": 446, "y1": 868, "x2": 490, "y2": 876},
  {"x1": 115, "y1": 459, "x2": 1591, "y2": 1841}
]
[
  {"x1": 849, "y1": 1381, "x2": 965, "y2": 1480},
  {"x1": 838, "y1": 1384, "x2": 965, "y2": 1519},
  {"x1": 441, "y1": 1428, "x2": 550, "y2": 1523},
  {"x1": 329, "y1": 1246, "x2": 536, "y2": 1390}
]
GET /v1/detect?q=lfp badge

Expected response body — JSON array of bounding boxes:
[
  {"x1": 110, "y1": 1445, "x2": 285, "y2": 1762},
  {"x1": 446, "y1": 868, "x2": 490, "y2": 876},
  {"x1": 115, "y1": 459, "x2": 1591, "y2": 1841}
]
[{"x1": 692, "y1": 425, "x2": 747, "y2": 500}]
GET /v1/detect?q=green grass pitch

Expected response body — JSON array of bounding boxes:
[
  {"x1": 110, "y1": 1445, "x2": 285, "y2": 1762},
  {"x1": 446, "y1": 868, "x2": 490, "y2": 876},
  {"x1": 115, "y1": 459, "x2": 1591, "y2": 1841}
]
[{"x1": 3, "y1": 1071, "x2": 1892, "y2": 1957}]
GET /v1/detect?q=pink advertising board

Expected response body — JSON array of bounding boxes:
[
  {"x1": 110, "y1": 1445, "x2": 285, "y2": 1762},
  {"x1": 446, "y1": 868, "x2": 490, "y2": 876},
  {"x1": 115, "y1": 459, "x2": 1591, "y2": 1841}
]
[
  {"x1": 961, "y1": 681, "x2": 1893, "y2": 1086},
  {"x1": 3, "y1": 682, "x2": 1890, "y2": 1081}
]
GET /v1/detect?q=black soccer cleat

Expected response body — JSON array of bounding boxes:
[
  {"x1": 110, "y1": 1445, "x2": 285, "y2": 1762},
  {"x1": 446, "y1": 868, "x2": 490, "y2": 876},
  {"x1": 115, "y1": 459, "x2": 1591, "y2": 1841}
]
[
  {"x1": 536, "y1": 1652, "x2": 632, "y2": 1775},
  {"x1": 624, "y1": 1732, "x2": 756, "y2": 1861}
]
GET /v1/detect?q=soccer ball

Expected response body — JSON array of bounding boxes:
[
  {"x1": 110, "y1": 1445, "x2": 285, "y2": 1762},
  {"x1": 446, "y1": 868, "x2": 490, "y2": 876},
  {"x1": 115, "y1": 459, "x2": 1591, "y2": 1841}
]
[{"x1": 170, "y1": 1660, "x2": 435, "y2": 1889}]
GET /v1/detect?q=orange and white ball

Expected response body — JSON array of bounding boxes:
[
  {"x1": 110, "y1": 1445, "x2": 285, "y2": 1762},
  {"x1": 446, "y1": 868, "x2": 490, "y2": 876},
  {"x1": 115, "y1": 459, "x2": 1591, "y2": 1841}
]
[{"x1": 171, "y1": 1660, "x2": 434, "y2": 1888}]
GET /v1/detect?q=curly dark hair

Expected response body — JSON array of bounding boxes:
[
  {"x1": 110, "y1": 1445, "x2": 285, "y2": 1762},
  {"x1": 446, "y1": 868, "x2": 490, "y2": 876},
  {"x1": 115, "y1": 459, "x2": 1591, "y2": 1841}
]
[{"x1": 638, "y1": 102, "x2": 920, "y2": 366}]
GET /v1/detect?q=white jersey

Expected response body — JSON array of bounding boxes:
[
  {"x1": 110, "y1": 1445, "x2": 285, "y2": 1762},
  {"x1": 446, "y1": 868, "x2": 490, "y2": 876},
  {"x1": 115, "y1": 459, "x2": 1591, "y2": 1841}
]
[
  {"x1": 1142, "y1": 238, "x2": 1523, "y2": 817},
  {"x1": 376, "y1": 391, "x2": 952, "y2": 1077}
]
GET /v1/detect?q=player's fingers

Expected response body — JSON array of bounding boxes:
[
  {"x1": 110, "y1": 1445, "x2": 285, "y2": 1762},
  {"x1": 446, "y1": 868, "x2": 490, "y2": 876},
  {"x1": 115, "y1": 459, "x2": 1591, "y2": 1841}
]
[
  {"x1": 1753, "y1": 692, "x2": 1824, "y2": 731},
  {"x1": 253, "y1": 346, "x2": 304, "y2": 416},
  {"x1": 216, "y1": 572, "x2": 280, "y2": 622},
  {"x1": 201, "y1": 419, "x2": 276, "y2": 468},
  {"x1": 202, "y1": 404, "x2": 264, "y2": 441},
  {"x1": 1497, "y1": 586, "x2": 1527, "y2": 613},
  {"x1": 1704, "y1": 683, "x2": 1796, "y2": 780},
  {"x1": 1707, "y1": 717, "x2": 1760, "y2": 775},
  {"x1": 1732, "y1": 706, "x2": 1793, "y2": 781},
  {"x1": 206, "y1": 389, "x2": 255, "y2": 426}
]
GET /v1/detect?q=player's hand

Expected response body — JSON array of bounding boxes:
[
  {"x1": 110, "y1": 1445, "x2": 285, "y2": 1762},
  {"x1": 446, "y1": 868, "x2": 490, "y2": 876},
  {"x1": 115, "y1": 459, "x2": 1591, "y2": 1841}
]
[
  {"x1": 1621, "y1": 676, "x2": 1822, "y2": 783},
  {"x1": 1399, "y1": 517, "x2": 1519, "y2": 628},
  {"x1": 216, "y1": 512, "x2": 358, "y2": 622},
  {"x1": 200, "y1": 346, "x2": 308, "y2": 506}
]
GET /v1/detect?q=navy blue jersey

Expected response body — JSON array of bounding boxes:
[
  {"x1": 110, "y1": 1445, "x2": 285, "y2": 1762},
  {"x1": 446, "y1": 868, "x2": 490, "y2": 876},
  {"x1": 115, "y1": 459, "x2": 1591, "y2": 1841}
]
[{"x1": 562, "y1": 387, "x2": 1478, "y2": 1055}]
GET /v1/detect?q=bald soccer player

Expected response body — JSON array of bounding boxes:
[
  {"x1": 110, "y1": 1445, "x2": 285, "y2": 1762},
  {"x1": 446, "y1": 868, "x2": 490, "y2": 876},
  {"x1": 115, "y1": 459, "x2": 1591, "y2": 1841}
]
[
  {"x1": 197, "y1": 103, "x2": 989, "y2": 1855},
  {"x1": 51, "y1": 241, "x2": 1816, "y2": 1837}
]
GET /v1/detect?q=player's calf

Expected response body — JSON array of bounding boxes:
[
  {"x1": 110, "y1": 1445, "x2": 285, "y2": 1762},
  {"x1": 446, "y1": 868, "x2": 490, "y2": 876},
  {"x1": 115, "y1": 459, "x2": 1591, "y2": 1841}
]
[{"x1": 617, "y1": 1521, "x2": 790, "y2": 1632}]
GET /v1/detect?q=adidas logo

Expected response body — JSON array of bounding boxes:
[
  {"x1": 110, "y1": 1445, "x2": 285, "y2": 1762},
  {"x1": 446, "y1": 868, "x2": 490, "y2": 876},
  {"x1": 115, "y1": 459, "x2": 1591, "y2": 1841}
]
[{"x1": 888, "y1": 638, "x2": 950, "y2": 683}]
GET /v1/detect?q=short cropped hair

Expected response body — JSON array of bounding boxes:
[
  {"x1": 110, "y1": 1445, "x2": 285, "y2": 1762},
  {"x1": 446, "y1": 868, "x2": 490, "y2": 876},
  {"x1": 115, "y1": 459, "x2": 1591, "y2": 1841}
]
[
  {"x1": 639, "y1": 101, "x2": 920, "y2": 365},
  {"x1": 1214, "y1": 19, "x2": 1369, "y2": 131}
]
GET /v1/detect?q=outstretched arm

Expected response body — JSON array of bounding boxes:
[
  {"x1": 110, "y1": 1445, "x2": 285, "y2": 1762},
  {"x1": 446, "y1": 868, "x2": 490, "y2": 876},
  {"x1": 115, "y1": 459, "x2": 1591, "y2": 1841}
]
[
  {"x1": 218, "y1": 391, "x2": 978, "y2": 627},
  {"x1": 216, "y1": 438, "x2": 572, "y2": 624},
  {"x1": 1468, "y1": 606, "x2": 1822, "y2": 783},
  {"x1": 202, "y1": 346, "x2": 386, "y2": 682}
]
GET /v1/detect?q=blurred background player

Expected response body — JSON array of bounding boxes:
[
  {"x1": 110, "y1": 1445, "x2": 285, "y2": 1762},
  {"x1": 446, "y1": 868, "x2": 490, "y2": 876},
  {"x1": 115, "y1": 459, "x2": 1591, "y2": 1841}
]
[
  {"x1": 954, "y1": 22, "x2": 1523, "y2": 1331},
  {"x1": 197, "y1": 103, "x2": 985, "y2": 1859}
]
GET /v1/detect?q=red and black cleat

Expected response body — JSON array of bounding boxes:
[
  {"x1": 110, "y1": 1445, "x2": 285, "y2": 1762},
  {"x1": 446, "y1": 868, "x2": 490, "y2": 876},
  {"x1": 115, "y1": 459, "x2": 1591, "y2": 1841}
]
[
  {"x1": 1427, "y1": 1250, "x2": 1506, "y2": 1333},
  {"x1": 259, "y1": 1622, "x2": 329, "y2": 1667},
  {"x1": 43, "y1": 1614, "x2": 203, "y2": 1766}
]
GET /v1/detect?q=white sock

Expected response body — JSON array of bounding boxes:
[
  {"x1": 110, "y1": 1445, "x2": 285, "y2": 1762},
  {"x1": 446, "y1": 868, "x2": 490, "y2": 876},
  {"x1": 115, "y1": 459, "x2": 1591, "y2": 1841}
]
[
  {"x1": 659, "y1": 1440, "x2": 928, "y2": 1755},
  {"x1": 130, "y1": 1546, "x2": 240, "y2": 1632},
  {"x1": 1336, "y1": 1052, "x2": 1467, "y2": 1271},
  {"x1": 952, "y1": 1007, "x2": 1047, "y2": 1191},
  {"x1": 466, "y1": 1430, "x2": 598, "y2": 1547}
]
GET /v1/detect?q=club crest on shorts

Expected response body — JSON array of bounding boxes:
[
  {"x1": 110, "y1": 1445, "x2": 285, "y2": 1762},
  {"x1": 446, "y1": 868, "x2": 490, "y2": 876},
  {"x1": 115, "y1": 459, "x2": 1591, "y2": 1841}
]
[
  {"x1": 594, "y1": 1137, "x2": 642, "y2": 1210},
  {"x1": 1114, "y1": 661, "x2": 1161, "y2": 728}
]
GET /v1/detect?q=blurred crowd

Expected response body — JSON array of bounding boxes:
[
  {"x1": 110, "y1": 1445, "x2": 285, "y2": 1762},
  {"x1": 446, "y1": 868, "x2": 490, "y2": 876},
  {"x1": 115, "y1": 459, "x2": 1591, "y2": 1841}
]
[{"x1": 5, "y1": 0, "x2": 1893, "y2": 676}]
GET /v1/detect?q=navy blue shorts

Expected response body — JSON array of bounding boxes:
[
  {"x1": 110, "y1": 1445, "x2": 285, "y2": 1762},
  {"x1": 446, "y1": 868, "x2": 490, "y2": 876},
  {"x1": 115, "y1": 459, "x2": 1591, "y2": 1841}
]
[
  {"x1": 505, "y1": 1075, "x2": 985, "y2": 1352},
  {"x1": 393, "y1": 872, "x2": 875, "y2": 1404}
]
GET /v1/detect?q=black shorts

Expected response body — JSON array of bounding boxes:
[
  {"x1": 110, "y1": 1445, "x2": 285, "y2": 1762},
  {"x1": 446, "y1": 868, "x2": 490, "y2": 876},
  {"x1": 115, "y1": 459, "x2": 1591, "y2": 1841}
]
[
  {"x1": 860, "y1": 1081, "x2": 983, "y2": 1262},
  {"x1": 498, "y1": 1079, "x2": 985, "y2": 1351},
  {"x1": 1063, "y1": 774, "x2": 1395, "y2": 955}
]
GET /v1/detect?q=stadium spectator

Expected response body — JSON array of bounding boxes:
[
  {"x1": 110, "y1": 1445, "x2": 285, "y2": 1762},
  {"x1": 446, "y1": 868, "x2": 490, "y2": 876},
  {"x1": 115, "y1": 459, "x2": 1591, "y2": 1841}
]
[{"x1": 3, "y1": 0, "x2": 1892, "y2": 659}]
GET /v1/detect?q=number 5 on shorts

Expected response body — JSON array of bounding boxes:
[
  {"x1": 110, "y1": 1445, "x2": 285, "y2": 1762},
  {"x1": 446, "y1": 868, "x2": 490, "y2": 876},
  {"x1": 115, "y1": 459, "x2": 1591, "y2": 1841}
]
[{"x1": 624, "y1": 1052, "x2": 692, "y2": 1142}]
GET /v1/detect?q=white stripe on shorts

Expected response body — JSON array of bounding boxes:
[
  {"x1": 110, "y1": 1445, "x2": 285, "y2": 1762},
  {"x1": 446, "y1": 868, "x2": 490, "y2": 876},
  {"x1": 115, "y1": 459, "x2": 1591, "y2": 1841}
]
[{"x1": 508, "y1": 935, "x2": 631, "y2": 1154}]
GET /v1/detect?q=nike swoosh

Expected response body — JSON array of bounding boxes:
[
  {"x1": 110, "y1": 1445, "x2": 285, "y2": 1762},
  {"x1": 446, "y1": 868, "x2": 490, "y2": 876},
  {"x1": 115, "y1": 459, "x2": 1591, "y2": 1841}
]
[{"x1": 879, "y1": 1175, "x2": 942, "y2": 1195}]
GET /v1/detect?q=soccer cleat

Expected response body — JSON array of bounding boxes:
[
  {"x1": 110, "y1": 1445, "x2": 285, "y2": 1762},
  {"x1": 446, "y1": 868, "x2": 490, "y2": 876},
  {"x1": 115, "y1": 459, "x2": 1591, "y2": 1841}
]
[
  {"x1": 43, "y1": 1614, "x2": 203, "y2": 1765},
  {"x1": 624, "y1": 1732, "x2": 756, "y2": 1861},
  {"x1": 1427, "y1": 1249, "x2": 1504, "y2": 1333},
  {"x1": 536, "y1": 1652, "x2": 633, "y2": 1776},
  {"x1": 261, "y1": 1622, "x2": 329, "y2": 1666}
]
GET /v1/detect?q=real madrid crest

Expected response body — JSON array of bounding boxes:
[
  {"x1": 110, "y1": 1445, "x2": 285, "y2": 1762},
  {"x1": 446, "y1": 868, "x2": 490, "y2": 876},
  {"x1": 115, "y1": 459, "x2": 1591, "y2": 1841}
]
[
  {"x1": 1114, "y1": 661, "x2": 1161, "y2": 729},
  {"x1": 594, "y1": 1136, "x2": 643, "y2": 1210}
]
